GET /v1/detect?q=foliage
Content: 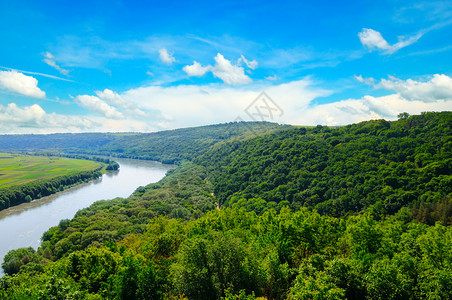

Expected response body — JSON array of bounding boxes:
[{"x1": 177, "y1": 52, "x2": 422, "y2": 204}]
[
  {"x1": 1, "y1": 112, "x2": 451, "y2": 299},
  {"x1": 0, "y1": 122, "x2": 287, "y2": 165},
  {"x1": 198, "y1": 112, "x2": 452, "y2": 217}
]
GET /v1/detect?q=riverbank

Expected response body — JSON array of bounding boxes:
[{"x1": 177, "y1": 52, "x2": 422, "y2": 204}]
[
  {"x1": 0, "y1": 158, "x2": 174, "y2": 275},
  {"x1": 0, "y1": 153, "x2": 106, "y2": 211}
]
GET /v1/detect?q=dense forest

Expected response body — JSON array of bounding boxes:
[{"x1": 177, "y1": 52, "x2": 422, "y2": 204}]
[
  {"x1": 1, "y1": 112, "x2": 451, "y2": 299},
  {"x1": 199, "y1": 112, "x2": 452, "y2": 219}
]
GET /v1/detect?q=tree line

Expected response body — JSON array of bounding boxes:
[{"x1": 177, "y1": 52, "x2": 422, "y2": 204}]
[{"x1": 0, "y1": 169, "x2": 103, "y2": 210}]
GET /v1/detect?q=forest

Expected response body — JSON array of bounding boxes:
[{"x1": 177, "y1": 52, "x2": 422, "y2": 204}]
[{"x1": 0, "y1": 112, "x2": 451, "y2": 299}]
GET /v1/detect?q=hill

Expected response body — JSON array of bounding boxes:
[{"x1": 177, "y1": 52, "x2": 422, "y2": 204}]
[
  {"x1": 0, "y1": 122, "x2": 288, "y2": 164},
  {"x1": 199, "y1": 111, "x2": 452, "y2": 218},
  {"x1": 1, "y1": 112, "x2": 451, "y2": 299}
]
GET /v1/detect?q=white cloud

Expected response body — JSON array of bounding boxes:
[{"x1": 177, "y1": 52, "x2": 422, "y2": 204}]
[
  {"x1": 119, "y1": 76, "x2": 449, "y2": 130},
  {"x1": 75, "y1": 95, "x2": 123, "y2": 119},
  {"x1": 354, "y1": 74, "x2": 375, "y2": 85},
  {"x1": 0, "y1": 103, "x2": 96, "y2": 133},
  {"x1": 357, "y1": 74, "x2": 452, "y2": 102},
  {"x1": 95, "y1": 88, "x2": 149, "y2": 118},
  {"x1": 377, "y1": 74, "x2": 452, "y2": 102},
  {"x1": 0, "y1": 70, "x2": 46, "y2": 98},
  {"x1": 0, "y1": 66, "x2": 74, "y2": 82},
  {"x1": 238, "y1": 55, "x2": 258, "y2": 70},
  {"x1": 182, "y1": 53, "x2": 252, "y2": 85},
  {"x1": 95, "y1": 89, "x2": 130, "y2": 109},
  {"x1": 121, "y1": 78, "x2": 330, "y2": 129},
  {"x1": 211, "y1": 53, "x2": 252, "y2": 85},
  {"x1": 358, "y1": 28, "x2": 391, "y2": 51},
  {"x1": 43, "y1": 52, "x2": 69, "y2": 75},
  {"x1": 265, "y1": 75, "x2": 278, "y2": 81},
  {"x1": 183, "y1": 61, "x2": 210, "y2": 77},
  {"x1": 0, "y1": 102, "x2": 161, "y2": 134},
  {"x1": 358, "y1": 28, "x2": 423, "y2": 54},
  {"x1": 2, "y1": 74, "x2": 449, "y2": 134},
  {"x1": 159, "y1": 48, "x2": 176, "y2": 65},
  {"x1": 290, "y1": 94, "x2": 451, "y2": 126}
]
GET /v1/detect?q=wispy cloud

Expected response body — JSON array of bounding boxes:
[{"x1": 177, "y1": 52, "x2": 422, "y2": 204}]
[
  {"x1": 43, "y1": 52, "x2": 69, "y2": 75},
  {"x1": 238, "y1": 55, "x2": 258, "y2": 70},
  {"x1": 358, "y1": 28, "x2": 423, "y2": 54},
  {"x1": 0, "y1": 66, "x2": 74, "y2": 82},
  {"x1": 394, "y1": 1, "x2": 452, "y2": 24}
]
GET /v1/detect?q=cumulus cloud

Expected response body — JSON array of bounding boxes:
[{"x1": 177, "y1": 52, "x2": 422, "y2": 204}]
[
  {"x1": 95, "y1": 88, "x2": 149, "y2": 118},
  {"x1": 211, "y1": 53, "x2": 252, "y2": 85},
  {"x1": 75, "y1": 95, "x2": 123, "y2": 119},
  {"x1": 0, "y1": 103, "x2": 96, "y2": 133},
  {"x1": 238, "y1": 55, "x2": 258, "y2": 70},
  {"x1": 183, "y1": 61, "x2": 210, "y2": 77},
  {"x1": 95, "y1": 89, "x2": 130, "y2": 108},
  {"x1": 159, "y1": 48, "x2": 176, "y2": 65},
  {"x1": 357, "y1": 74, "x2": 452, "y2": 102},
  {"x1": 120, "y1": 79, "x2": 330, "y2": 129},
  {"x1": 290, "y1": 93, "x2": 451, "y2": 126},
  {"x1": 43, "y1": 52, "x2": 69, "y2": 75},
  {"x1": 358, "y1": 28, "x2": 423, "y2": 54},
  {"x1": 377, "y1": 74, "x2": 452, "y2": 101},
  {"x1": 358, "y1": 29, "x2": 391, "y2": 50},
  {"x1": 119, "y1": 76, "x2": 450, "y2": 130},
  {"x1": 182, "y1": 53, "x2": 253, "y2": 85},
  {"x1": 0, "y1": 70, "x2": 46, "y2": 98},
  {"x1": 2, "y1": 75, "x2": 449, "y2": 134}
]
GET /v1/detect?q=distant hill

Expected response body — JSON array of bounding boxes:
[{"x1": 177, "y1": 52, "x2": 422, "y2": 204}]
[{"x1": 0, "y1": 122, "x2": 288, "y2": 164}]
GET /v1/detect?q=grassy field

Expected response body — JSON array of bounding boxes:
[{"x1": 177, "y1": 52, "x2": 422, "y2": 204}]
[{"x1": 0, "y1": 153, "x2": 103, "y2": 188}]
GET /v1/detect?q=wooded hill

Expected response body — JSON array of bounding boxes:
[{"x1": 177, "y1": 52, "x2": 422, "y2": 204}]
[
  {"x1": 1, "y1": 112, "x2": 451, "y2": 299},
  {"x1": 0, "y1": 122, "x2": 287, "y2": 164}
]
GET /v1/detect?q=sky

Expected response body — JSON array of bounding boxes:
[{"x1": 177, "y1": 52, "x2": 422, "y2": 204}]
[{"x1": 0, "y1": 0, "x2": 451, "y2": 133}]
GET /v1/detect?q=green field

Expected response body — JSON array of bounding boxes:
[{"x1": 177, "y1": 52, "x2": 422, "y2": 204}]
[{"x1": 0, "y1": 153, "x2": 103, "y2": 188}]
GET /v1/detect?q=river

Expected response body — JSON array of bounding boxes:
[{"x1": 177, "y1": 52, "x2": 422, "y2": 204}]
[{"x1": 0, "y1": 158, "x2": 175, "y2": 274}]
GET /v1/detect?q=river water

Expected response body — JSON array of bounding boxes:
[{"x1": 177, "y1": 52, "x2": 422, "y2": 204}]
[{"x1": 0, "y1": 158, "x2": 174, "y2": 274}]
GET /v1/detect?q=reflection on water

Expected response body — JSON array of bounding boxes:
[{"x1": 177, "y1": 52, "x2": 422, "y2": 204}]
[{"x1": 0, "y1": 158, "x2": 174, "y2": 274}]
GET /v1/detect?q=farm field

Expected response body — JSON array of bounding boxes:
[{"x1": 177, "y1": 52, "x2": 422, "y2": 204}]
[{"x1": 0, "y1": 153, "x2": 103, "y2": 188}]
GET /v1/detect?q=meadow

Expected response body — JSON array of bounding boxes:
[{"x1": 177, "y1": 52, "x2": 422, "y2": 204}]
[{"x1": 0, "y1": 153, "x2": 102, "y2": 188}]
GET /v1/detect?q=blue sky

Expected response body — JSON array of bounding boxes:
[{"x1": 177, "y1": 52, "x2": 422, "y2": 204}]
[{"x1": 0, "y1": 0, "x2": 451, "y2": 133}]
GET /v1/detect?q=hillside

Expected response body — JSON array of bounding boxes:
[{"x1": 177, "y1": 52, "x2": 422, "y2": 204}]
[
  {"x1": 199, "y1": 111, "x2": 452, "y2": 218},
  {"x1": 1, "y1": 112, "x2": 451, "y2": 299},
  {"x1": 0, "y1": 122, "x2": 288, "y2": 164}
]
